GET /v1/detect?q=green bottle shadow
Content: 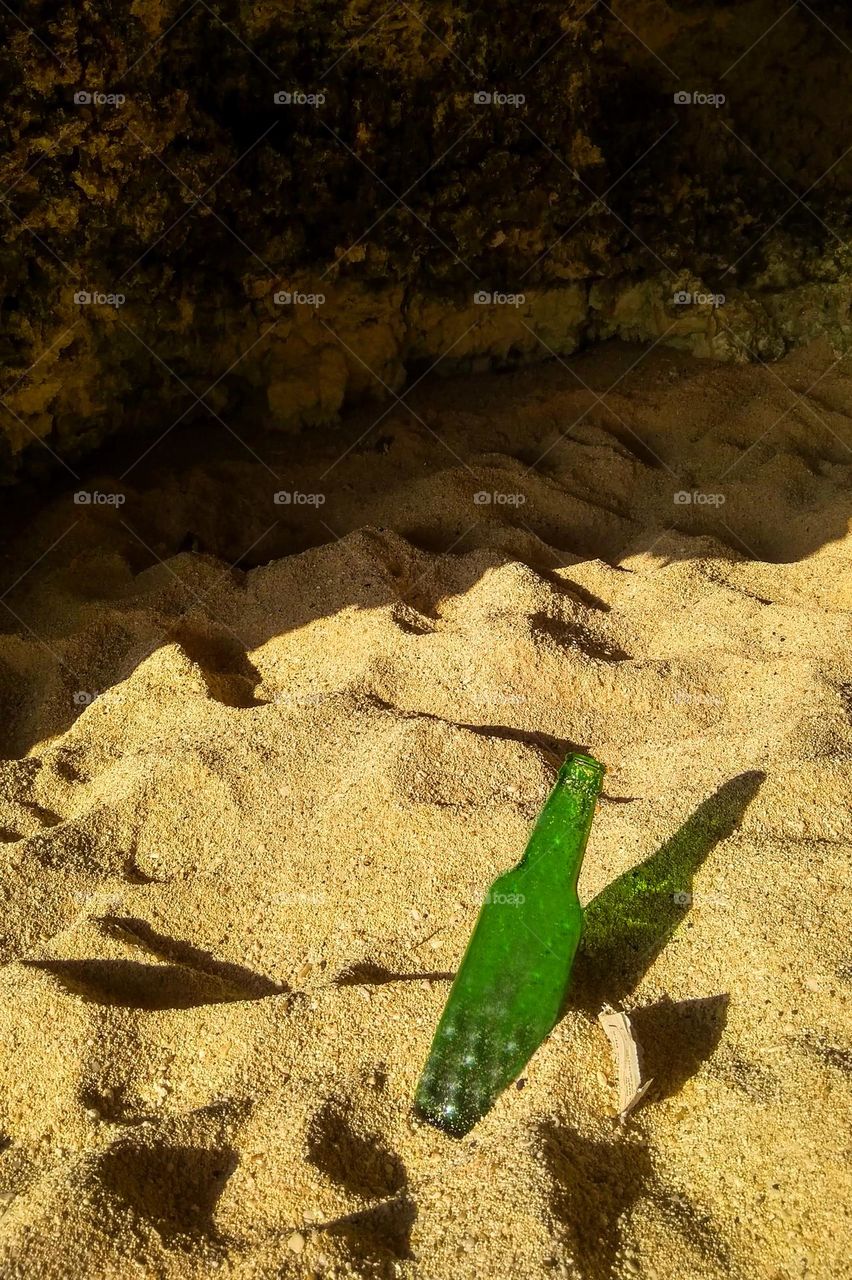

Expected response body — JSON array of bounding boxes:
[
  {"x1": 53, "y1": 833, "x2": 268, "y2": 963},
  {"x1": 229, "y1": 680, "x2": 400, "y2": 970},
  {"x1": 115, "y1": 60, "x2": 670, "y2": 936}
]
[{"x1": 569, "y1": 770, "x2": 766, "y2": 1014}]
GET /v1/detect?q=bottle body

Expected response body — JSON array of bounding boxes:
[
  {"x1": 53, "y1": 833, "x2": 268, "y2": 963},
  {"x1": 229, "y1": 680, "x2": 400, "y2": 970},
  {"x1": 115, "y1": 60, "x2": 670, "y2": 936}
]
[{"x1": 415, "y1": 753, "x2": 604, "y2": 1135}]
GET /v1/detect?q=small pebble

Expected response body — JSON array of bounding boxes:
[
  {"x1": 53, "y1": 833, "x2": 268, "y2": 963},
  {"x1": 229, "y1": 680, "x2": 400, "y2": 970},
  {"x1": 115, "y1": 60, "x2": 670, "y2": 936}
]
[{"x1": 288, "y1": 1230, "x2": 306, "y2": 1254}]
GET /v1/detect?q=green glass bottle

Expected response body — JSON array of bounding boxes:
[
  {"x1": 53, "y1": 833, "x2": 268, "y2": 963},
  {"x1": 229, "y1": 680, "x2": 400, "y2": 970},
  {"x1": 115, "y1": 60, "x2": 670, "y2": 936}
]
[{"x1": 415, "y1": 751, "x2": 604, "y2": 1136}]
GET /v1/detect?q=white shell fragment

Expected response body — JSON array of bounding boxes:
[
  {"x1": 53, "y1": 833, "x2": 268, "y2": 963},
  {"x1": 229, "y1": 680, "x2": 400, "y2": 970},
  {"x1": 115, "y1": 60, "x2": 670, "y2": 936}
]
[{"x1": 597, "y1": 1004, "x2": 654, "y2": 1123}]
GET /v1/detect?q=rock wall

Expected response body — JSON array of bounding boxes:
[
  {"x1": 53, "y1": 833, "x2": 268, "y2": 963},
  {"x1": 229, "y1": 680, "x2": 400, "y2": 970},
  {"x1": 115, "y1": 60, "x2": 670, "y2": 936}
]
[{"x1": 2, "y1": 0, "x2": 851, "y2": 480}]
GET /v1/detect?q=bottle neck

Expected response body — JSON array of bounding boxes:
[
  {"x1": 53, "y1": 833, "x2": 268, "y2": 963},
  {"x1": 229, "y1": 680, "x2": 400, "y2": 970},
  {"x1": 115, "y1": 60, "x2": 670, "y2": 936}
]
[{"x1": 520, "y1": 754, "x2": 604, "y2": 891}]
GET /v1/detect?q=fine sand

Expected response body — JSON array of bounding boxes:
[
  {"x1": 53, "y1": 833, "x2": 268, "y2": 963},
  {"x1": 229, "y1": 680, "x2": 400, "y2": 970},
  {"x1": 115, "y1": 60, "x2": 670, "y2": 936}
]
[{"x1": 0, "y1": 340, "x2": 850, "y2": 1278}]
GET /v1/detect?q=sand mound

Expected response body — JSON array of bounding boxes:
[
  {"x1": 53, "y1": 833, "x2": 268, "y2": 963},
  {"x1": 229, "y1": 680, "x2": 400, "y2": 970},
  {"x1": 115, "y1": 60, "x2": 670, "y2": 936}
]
[{"x1": 0, "y1": 341, "x2": 850, "y2": 1278}]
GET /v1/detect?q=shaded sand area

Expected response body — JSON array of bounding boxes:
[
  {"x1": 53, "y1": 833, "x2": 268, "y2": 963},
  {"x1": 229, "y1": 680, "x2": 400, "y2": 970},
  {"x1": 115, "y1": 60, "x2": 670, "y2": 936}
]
[{"x1": 0, "y1": 340, "x2": 850, "y2": 1278}]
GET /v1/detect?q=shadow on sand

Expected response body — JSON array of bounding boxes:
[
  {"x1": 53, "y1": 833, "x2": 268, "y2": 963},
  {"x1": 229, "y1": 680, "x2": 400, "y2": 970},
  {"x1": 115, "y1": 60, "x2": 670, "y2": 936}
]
[{"x1": 571, "y1": 770, "x2": 765, "y2": 1013}]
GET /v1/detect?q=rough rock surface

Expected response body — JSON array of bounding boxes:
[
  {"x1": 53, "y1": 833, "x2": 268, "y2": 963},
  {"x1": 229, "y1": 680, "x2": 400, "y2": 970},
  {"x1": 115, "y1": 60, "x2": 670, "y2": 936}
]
[{"x1": 2, "y1": 0, "x2": 852, "y2": 478}]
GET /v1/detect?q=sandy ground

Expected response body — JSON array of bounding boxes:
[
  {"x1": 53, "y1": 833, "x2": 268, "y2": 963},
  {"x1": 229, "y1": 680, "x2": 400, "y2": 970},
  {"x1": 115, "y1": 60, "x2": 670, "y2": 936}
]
[{"x1": 0, "y1": 339, "x2": 850, "y2": 1279}]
